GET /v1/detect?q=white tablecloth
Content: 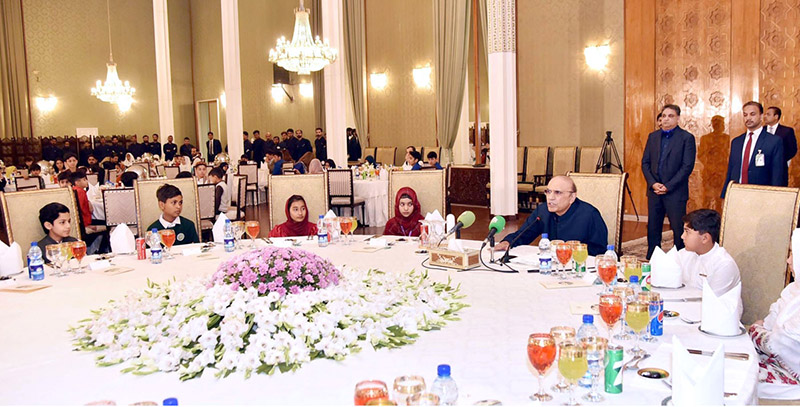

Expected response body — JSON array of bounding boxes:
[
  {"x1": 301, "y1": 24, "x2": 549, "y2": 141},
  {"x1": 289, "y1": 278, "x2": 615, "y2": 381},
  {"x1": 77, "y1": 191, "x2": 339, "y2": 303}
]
[
  {"x1": 351, "y1": 179, "x2": 389, "y2": 227},
  {"x1": 0, "y1": 239, "x2": 758, "y2": 405}
]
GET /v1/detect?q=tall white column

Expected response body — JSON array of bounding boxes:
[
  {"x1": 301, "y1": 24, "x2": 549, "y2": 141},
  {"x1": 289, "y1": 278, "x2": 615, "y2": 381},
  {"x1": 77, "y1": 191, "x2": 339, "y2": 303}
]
[
  {"x1": 321, "y1": 0, "x2": 347, "y2": 167},
  {"x1": 487, "y1": 0, "x2": 517, "y2": 216},
  {"x1": 152, "y1": 0, "x2": 174, "y2": 147},
  {"x1": 220, "y1": 0, "x2": 244, "y2": 161}
]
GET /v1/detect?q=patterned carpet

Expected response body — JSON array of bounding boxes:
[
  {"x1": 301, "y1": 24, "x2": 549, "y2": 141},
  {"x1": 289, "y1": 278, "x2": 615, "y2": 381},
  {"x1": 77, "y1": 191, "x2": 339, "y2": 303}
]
[{"x1": 621, "y1": 230, "x2": 674, "y2": 260}]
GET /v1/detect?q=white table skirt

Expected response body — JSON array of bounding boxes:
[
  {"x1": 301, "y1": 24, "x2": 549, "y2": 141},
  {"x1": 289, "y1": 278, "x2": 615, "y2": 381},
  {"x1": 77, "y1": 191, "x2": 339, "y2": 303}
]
[
  {"x1": 350, "y1": 179, "x2": 388, "y2": 227},
  {"x1": 0, "y1": 239, "x2": 758, "y2": 405}
]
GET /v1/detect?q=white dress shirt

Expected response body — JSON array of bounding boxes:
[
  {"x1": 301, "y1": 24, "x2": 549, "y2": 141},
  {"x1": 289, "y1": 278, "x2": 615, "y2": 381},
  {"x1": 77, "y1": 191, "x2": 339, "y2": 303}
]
[
  {"x1": 676, "y1": 243, "x2": 743, "y2": 317},
  {"x1": 767, "y1": 124, "x2": 778, "y2": 135},
  {"x1": 158, "y1": 214, "x2": 181, "y2": 229},
  {"x1": 739, "y1": 127, "x2": 763, "y2": 182},
  {"x1": 215, "y1": 180, "x2": 231, "y2": 213}
]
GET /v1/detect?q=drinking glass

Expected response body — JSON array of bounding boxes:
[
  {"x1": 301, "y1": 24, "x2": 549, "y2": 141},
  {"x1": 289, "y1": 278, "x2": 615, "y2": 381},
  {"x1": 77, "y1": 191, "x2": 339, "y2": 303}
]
[
  {"x1": 596, "y1": 255, "x2": 617, "y2": 294},
  {"x1": 555, "y1": 243, "x2": 573, "y2": 280},
  {"x1": 245, "y1": 221, "x2": 260, "y2": 248},
  {"x1": 579, "y1": 336, "x2": 608, "y2": 403},
  {"x1": 354, "y1": 380, "x2": 389, "y2": 406},
  {"x1": 621, "y1": 255, "x2": 641, "y2": 282},
  {"x1": 407, "y1": 393, "x2": 440, "y2": 406},
  {"x1": 158, "y1": 229, "x2": 176, "y2": 259},
  {"x1": 527, "y1": 333, "x2": 557, "y2": 401},
  {"x1": 626, "y1": 301, "x2": 650, "y2": 357},
  {"x1": 392, "y1": 375, "x2": 426, "y2": 405},
  {"x1": 566, "y1": 240, "x2": 581, "y2": 276},
  {"x1": 550, "y1": 326, "x2": 576, "y2": 393},
  {"x1": 613, "y1": 285, "x2": 635, "y2": 340},
  {"x1": 558, "y1": 341, "x2": 588, "y2": 406},
  {"x1": 70, "y1": 241, "x2": 87, "y2": 273},
  {"x1": 350, "y1": 216, "x2": 359, "y2": 241},
  {"x1": 338, "y1": 217, "x2": 353, "y2": 245},
  {"x1": 60, "y1": 242, "x2": 74, "y2": 273},
  {"x1": 232, "y1": 221, "x2": 245, "y2": 249},
  {"x1": 45, "y1": 244, "x2": 66, "y2": 277},
  {"x1": 637, "y1": 292, "x2": 657, "y2": 343},
  {"x1": 598, "y1": 294, "x2": 622, "y2": 343},
  {"x1": 572, "y1": 243, "x2": 588, "y2": 277}
]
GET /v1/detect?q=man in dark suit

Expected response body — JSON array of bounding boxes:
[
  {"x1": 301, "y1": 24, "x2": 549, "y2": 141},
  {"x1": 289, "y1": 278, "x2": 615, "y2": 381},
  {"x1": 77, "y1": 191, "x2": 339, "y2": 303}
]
[
  {"x1": 251, "y1": 130, "x2": 267, "y2": 166},
  {"x1": 764, "y1": 106, "x2": 797, "y2": 171},
  {"x1": 179, "y1": 137, "x2": 194, "y2": 158},
  {"x1": 128, "y1": 135, "x2": 147, "y2": 158},
  {"x1": 149, "y1": 134, "x2": 163, "y2": 156},
  {"x1": 641, "y1": 104, "x2": 696, "y2": 259},
  {"x1": 109, "y1": 136, "x2": 126, "y2": 158},
  {"x1": 206, "y1": 132, "x2": 222, "y2": 162},
  {"x1": 722, "y1": 101, "x2": 786, "y2": 198},
  {"x1": 163, "y1": 135, "x2": 178, "y2": 161}
]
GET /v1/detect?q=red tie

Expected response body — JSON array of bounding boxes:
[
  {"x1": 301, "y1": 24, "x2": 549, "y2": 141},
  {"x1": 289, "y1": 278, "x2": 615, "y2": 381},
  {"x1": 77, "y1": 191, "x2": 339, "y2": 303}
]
[{"x1": 741, "y1": 132, "x2": 753, "y2": 184}]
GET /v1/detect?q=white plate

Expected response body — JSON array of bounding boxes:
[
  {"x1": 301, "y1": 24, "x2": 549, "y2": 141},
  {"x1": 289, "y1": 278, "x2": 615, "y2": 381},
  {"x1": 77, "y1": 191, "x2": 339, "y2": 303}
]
[
  {"x1": 652, "y1": 283, "x2": 685, "y2": 289},
  {"x1": 697, "y1": 325, "x2": 746, "y2": 338}
]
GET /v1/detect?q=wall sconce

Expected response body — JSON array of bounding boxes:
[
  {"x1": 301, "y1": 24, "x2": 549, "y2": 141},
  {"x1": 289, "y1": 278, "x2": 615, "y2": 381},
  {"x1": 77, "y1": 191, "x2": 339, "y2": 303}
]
[
  {"x1": 220, "y1": 92, "x2": 226, "y2": 108},
  {"x1": 412, "y1": 65, "x2": 432, "y2": 89},
  {"x1": 370, "y1": 72, "x2": 387, "y2": 90},
  {"x1": 584, "y1": 44, "x2": 610, "y2": 70},
  {"x1": 299, "y1": 82, "x2": 314, "y2": 98},
  {"x1": 35, "y1": 95, "x2": 58, "y2": 112}
]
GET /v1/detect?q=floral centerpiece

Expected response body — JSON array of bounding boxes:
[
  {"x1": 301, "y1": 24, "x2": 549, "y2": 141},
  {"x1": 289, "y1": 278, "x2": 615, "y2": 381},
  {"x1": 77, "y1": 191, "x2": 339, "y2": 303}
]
[{"x1": 71, "y1": 248, "x2": 467, "y2": 381}]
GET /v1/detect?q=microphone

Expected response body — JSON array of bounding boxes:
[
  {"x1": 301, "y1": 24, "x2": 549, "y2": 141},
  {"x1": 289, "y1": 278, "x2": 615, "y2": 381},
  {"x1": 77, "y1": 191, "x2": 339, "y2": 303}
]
[
  {"x1": 486, "y1": 215, "x2": 506, "y2": 246},
  {"x1": 439, "y1": 211, "x2": 476, "y2": 244},
  {"x1": 501, "y1": 216, "x2": 542, "y2": 264}
]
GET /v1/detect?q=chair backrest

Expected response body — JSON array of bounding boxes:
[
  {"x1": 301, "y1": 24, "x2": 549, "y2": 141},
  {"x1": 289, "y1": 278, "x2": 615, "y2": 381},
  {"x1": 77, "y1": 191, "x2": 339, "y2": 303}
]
[
  {"x1": 720, "y1": 183, "x2": 800, "y2": 324},
  {"x1": 326, "y1": 169, "x2": 354, "y2": 200},
  {"x1": 388, "y1": 170, "x2": 446, "y2": 216},
  {"x1": 517, "y1": 146, "x2": 527, "y2": 182},
  {"x1": 197, "y1": 184, "x2": 216, "y2": 221},
  {"x1": 552, "y1": 147, "x2": 578, "y2": 176},
  {"x1": 268, "y1": 174, "x2": 328, "y2": 229},
  {"x1": 86, "y1": 173, "x2": 99, "y2": 185},
  {"x1": 164, "y1": 166, "x2": 180, "y2": 179},
  {"x1": 363, "y1": 147, "x2": 377, "y2": 161},
  {"x1": 102, "y1": 187, "x2": 138, "y2": 228},
  {"x1": 15, "y1": 177, "x2": 41, "y2": 191},
  {"x1": 155, "y1": 165, "x2": 166, "y2": 177},
  {"x1": 238, "y1": 163, "x2": 258, "y2": 186},
  {"x1": 525, "y1": 147, "x2": 549, "y2": 181},
  {"x1": 15, "y1": 169, "x2": 28, "y2": 178},
  {"x1": 134, "y1": 178, "x2": 201, "y2": 238},
  {"x1": 107, "y1": 169, "x2": 120, "y2": 184},
  {"x1": 1, "y1": 188, "x2": 81, "y2": 263},
  {"x1": 236, "y1": 175, "x2": 247, "y2": 220},
  {"x1": 281, "y1": 162, "x2": 296, "y2": 175},
  {"x1": 422, "y1": 146, "x2": 442, "y2": 160},
  {"x1": 578, "y1": 147, "x2": 602, "y2": 173},
  {"x1": 375, "y1": 147, "x2": 397, "y2": 166},
  {"x1": 568, "y1": 172, "x2": 627, "y2": 250}
]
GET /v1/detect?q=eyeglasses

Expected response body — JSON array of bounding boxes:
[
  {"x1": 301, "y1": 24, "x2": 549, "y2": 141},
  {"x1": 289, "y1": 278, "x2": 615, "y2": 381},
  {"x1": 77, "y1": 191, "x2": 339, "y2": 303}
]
[{"x1": 543, "y1": 189, "x2": 575, "y2": 197}]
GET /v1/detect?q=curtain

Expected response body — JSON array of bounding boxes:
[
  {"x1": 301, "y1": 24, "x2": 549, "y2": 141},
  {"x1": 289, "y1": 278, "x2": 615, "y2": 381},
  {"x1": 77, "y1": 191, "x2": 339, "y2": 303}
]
[
  {"x1": 343, "y1": 0, "x2": 367, "y2": 149},
  {"x1": 478, "y1": 0, "x2": 487, "y2": 63},
  {"x1": 434, "y1": 0, "x2": 471, "y2": 163},
  {"x1": 310, "y1": 0, "x2": 325, "y2": 129},
  {"x1": 0, "y1": 0, "x2": 31, "y2": 139}
]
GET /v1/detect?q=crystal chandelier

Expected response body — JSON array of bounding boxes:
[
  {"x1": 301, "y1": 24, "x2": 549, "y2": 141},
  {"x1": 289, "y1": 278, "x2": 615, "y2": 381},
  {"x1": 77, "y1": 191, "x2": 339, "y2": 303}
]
[
  {"x1": 268, "y1": 0, "x2": 337, "y2": 75},
  {"x1": 91, "y1": 0, "x2": 135, "y2": 109}
]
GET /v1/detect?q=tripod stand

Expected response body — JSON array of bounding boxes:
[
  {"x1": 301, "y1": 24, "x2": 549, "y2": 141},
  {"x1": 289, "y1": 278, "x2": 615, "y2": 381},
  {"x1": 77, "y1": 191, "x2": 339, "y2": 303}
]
[{"x1": 595, "y1": 131, "x2": 639, "y2": 220}]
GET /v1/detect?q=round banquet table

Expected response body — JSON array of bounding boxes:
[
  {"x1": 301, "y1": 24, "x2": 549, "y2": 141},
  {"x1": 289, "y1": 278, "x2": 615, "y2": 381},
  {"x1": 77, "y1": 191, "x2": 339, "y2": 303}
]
[
  {"x1": 0, "y1": 238, "x2": 758, "y2": 405},
  {"x1": 352, "y1": 179, "x2": 389, "y2": 227}
]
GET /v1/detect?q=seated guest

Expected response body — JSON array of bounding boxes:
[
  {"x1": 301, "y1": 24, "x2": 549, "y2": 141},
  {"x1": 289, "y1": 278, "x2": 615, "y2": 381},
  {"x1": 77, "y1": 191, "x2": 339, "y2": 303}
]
[
  {"x1": 68, "y1": 170, "x2": 92, "y2": 228},
  {"x1": 27, "y1": 163, "x2": 45, "y2": 189},
  {"x1": 308, "y1": 159, "x2": 324, "y2": 174},
  {"x1": 37, "y1": 202, "x2": 78, "y2": 263},
  {"x1": 146, "y1": 184, "x2": 199, "y2": 245},
  {"x1": 365, "y1": 155, "x2": 376, "y2": 166},
  {"x1": 54, "y1": 158, "x2": 66, "y2": 174},
  {"x1": 101, "y1": 154, "x2": 118, "y2": 171},
  {"x1": 218, "y1": 162, "x2": 230, "y2": 173},
  {"x1": 193, "y1": 162, "x2": 209, "y2": 184},
  {"x1": 86, "y1": 154, "x2": 105, "y2": 185},
  {"x1": 208, "y1": 167, "x2": 230, "y2": 216},
  {"x1": 269, "y1": 195, "x2": 318, "y2": 237},
  {"x1": 120, "y1": 171, "x2": 138, "y2": 188},
  {"x1": 324, "y1": 159, "x2": 336, "y2": 170},
  {"x1": 427, "y1": 151, "x2": 443, "y2": 170},
  {"x1": 409, "y1": 151, "x2": 423, "y2": 170},
  {"x1": 64, "y1": 152, "x2": 79, "y2": 173},
  {"x1": 239, "y1": 154, "x2": 250, "y2": 165},
  {"x1": 57, "y1": 171, "x2": 71, "y2": 188},
  {"x1": 749, "y1": 230, "x2": 800, "y2": 398},
  {"x1": 21, "y1": 156, "x2": 34, "y2": 170},
  {"x1": 494, "y1": 175, "x2": 608, "y2": 255},
  {"x1": 267, "y1": 149, "x2": 305, "y2": 175},
  {"x1": 176, "y1": 171, "x2": 193, "y2": 179},
  {"x1": 384, "y1": 187, "x2": 424, "y2": 237},
  {"x1": 402, "y1": 146, "x2": 417, "y2": 170}
]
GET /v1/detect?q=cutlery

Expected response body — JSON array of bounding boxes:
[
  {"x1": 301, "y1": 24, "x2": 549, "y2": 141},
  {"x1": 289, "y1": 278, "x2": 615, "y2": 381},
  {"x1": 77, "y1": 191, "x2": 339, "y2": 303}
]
[
  {"x1": 686, "y1": 349, "x2": 749, "y2": 360},
  {"x1": 620, "y1": 354, "x2": 642, "y2": 371},
  {"x1": 626, "y1": 353, "x2": 651, "y2": 370},
  {"x1": 260, "y1": 237, "x2": 273, "y2": 244},
  {"x1": 679, "y1": 316, "x2": 701, "y2": 324},
  {"x1": 664, "y1": 297, "x2": 702, "y2": 302}
]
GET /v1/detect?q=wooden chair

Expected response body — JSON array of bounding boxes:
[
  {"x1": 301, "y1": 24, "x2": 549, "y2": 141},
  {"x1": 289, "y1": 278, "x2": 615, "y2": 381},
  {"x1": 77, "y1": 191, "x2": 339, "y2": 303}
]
[
  {"x1": 155, "y1": 164, "x2": 166, "y2": 177},
  {"x1": 568, "y1": 172, "x2": 628, "y2": 253},
  {"x1": 238, "y1": 163, "x2": 259, "y2": 205},
  {"x1": 134, "y1": 178, "x2": 201, "y2": 240},
  {"x1": 388, "y1": 170, "x2": 446, "y2": 216},
  {"x1": 517, "y1": 147, "x2": 549, "y2": 209},
  {"x1": 268, "y1": 174, "x2": 328, "y2": 231},
  {"x1": 0, "y1": 188, "x2": 81, "y2": 264},
  {"x1": 164, "y1": 166, "x2": 180, "y2": 179},
  {"x1": 106, "y1": 169, "x2": 120, "y2": 184},
  {"x1": 421, "y1": 146, "x2": 442, "y2": 161},
  {"x1": 375, "y1": 147, "x2": 396, "y2": 166},
  {"x1": 197, "y1": 184, "x2": 216, "y2": 235},
  {"x1": 102, "y1": 187, "x2": 138, "y2": 235},
  {"x1": 15, "y1": 176, "x2": 41, "y2": 191},
  {"x1": 578, "y1": 146, "x2": 602, "y2": 173},
  {"x1": 326, "y1": 169, "x2": 366, "y2": 225},
  {"x1": 86, "y1": 173, "x2": 99, "y2": 185},
  {"x1": 362, "y1": 147, "x2": 377, "y2": 162},
  {"x1": 720, "y1": 182, "x2": 800, "y2": 325},
  {"x1": 230, "y1": 175, "x2": 247, "y2": 221},
  {"x1": 516, "y1": 146, "x2": 527, "y2": 182}
]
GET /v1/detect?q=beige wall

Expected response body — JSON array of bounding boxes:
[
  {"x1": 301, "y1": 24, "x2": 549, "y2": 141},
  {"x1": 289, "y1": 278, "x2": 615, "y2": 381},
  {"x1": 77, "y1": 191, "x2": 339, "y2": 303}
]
[
  {"x1": 366, "y1": 0, "x2": 436, "y2": 165},
  {"x1": 168, "y1": 0, "x2": 195, "y2": 143},
  {"x1": 517, "y1": 0, "x2": 624, "y2": 156},
  {"x1": 189, "y1": 0, "x2": 225, "y2": 149},
  {"x1": 23, "y1": 0, "x2": 159, "y2": 137}
]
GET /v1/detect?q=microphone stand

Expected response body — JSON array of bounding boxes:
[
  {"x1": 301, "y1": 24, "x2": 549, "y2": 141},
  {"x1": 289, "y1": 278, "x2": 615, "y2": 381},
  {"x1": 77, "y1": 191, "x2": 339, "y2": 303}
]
[
  {"x1": 489, "y1": 234, "x2": 496, "y2": 263},
  {"x1": 500, "y1": 216, "x2": 542, "y2": 265}
]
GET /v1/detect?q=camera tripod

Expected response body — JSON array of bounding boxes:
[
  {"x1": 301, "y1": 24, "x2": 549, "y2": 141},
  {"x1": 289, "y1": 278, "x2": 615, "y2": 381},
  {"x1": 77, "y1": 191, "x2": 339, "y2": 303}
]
[{"x1": 595, "y1": 131, "x2": 639, "y2": 220}]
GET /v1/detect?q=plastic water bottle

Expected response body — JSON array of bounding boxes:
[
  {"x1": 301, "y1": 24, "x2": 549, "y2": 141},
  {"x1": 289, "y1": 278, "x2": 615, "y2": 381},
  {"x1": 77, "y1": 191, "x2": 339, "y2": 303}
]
[
  {"x1": 629, "y1": 275, "x2": 641, "y2": 298},
  {"x1": 27, "y1": 242, "x2": 45, "y2": 281},
  {"x1": 149, "y1": 228, "x2": 163, "y2": 264},
  {"x1": 317, "y1": 215, "x2": 328, "y2": 247},
  {"x1": 538, "y1": 233, "x2": 552, "y2": 275},
  {"x1": 430, "y1": 364, "x2": 458, "y2": 405},
  {"x1": 577, "y1": 314, "x2": 600, "y2": 388},
  {"x1": 223, "y1": 219, "x2": 235, "y2": 252},
  {"x1": 604, "y1": 244, "x2": 618, "y2": 262}
]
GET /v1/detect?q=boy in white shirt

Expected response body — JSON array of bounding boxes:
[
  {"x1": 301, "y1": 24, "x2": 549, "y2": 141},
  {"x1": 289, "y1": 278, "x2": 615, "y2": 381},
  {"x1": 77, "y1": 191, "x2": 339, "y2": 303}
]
[{"x1": 208, "y1": 166, "x2": 230, "y2": 216}]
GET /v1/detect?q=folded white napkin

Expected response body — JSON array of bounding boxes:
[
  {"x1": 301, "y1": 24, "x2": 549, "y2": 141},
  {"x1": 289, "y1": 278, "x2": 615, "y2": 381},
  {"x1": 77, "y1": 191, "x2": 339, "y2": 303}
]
[
  {"x1": 425, "y1": 210, "x2": 446, "y2": 235},
  {"x1": 445, "y1": 214, "x2": 456, "y2": 233},
  {"x1": 110, "y1": 224, "x2": 136, "y2": 254},
  {"x1": 86, "y1": 182, "x2": 102, "y2": 200},
  {"x1": 0, "y1": 241, "x2": 24, "y2": 277},
  {"x1": 212, "y1": 214, "x2": 229, "y2": 243},
  {"x1": 672, "y1": 337, "x2": 724, "y2": 405},
  {"x1": 650, "y1": 246, "x2": 682, "y2": 288},
  {"x1": 324, "y1": 210, "x2": 337, "y2": 219},
  {"x1": 701, "y1": 279, "x2": 743, "y2": 336},
  {"x1": 447, "y1": 239, "x2": 465, "y2": 252}
]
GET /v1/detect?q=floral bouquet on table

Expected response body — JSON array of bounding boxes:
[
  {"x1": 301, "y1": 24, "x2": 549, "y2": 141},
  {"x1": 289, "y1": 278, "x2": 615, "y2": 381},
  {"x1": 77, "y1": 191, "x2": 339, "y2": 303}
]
[{"x1": 71, "y1": 247, "x2": 468, "y2": 381}]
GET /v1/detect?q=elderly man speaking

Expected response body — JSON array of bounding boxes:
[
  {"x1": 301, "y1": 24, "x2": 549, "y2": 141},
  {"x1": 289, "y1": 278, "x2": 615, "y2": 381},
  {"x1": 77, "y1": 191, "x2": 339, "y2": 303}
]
[{"x1": 494, "y1": 175, "x2": 608, "y2": 255}]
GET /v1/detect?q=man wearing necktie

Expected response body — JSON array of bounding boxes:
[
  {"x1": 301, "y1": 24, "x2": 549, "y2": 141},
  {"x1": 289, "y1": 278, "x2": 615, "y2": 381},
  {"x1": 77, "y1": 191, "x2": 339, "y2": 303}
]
[
  {"x1": 722, "y1": 101, "x2": 786, "y2": 198},
  {"x1": 641, "y1": 104, "x2": 696, "y2": 259},
  {"x1": 206, "y1": 132, "x2": 223, "y2": 163},
  {"x1": 763, "y1": 106, "x2": 797, "y2": 169}
]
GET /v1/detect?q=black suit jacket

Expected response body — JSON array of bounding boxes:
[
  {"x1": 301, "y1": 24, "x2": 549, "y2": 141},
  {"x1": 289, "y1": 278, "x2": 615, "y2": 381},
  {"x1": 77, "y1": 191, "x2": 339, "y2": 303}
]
[
  {"x1": 206, "y1": 139, "x2": 223, "y2": 161},
  {"x1": 766, "y1": 124, "x2": 798, "y2": 163},
  {"x1": 722, "y1": 130, "x2": 786, "y2": 197},
  {"x1": 640, "y1": 126, "x2": 696, "y2": 201}
]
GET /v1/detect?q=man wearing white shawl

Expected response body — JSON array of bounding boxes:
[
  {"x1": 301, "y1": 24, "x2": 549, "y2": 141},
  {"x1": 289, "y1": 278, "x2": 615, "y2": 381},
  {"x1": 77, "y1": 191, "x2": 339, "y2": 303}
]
[{"x1": 748, "y1": 228, "x2": 800, "y2": 399}]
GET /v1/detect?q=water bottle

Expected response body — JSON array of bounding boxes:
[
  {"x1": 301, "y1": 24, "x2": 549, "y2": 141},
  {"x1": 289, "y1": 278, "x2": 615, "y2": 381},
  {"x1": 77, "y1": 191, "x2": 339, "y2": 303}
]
[
  {"x1": 538, "y1": 233, "x2": 552, "y2": 275},
  {"x1": 430, "y1": 364, "x2": 458, "y2": 405},
  {"x1": 27, "y1": 242, "x2": 45, "y2": 281},
  {"x1": 317, "y1": 215, "x2": 328, "y2": 247},
  {"x1": 577, "y1": 314, "x2": 600, "y2": 388},
  {"x1": 629, "y1": 275, "x2": 641, "y2": 298},
  {"x1": 223, "y1": 219, "x2": 235, "y2": 252},
  {"x1": 604, "y1": 244, "x2": 618, "y2": 262},
  {"x1": 149, "y1": 228, "x2": 163, "y2": 264}
]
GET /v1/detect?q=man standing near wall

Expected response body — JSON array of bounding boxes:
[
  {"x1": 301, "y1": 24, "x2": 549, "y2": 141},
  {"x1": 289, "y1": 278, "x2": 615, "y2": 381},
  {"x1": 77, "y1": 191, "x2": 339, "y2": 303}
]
[
  {"x1": 150, "y1": 134, "x2": 162, "y2": 157},
  {"x1": 763, "y1": 106, "x2": 797, "y2": 170},
  {"x1": 163, "y1": 136, "x2": 177, "y2": 161},
  {"x1": 315, "y1": 127, "x2": 327, "y2": 161},
  {"x1": 206, "y1": 132, "x2": 222, "y2": 163},
  {"x1": 641, "y1": 104, "x2": 696, "y2": 259}
]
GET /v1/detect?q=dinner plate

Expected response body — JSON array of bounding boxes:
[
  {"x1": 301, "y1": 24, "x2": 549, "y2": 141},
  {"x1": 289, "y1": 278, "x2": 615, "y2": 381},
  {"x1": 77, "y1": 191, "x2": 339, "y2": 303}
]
[
  {"x1": 698, "y1": 325, "x2": 746, "y2": 338},
  {"x1": 651, "y1": 283, "x2": 685, "y2": 289}
]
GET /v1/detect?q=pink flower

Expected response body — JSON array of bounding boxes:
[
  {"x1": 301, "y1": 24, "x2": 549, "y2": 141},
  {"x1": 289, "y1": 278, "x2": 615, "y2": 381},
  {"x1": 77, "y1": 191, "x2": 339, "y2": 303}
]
[{"x1": 258, "y1": 283, "x2": 268, "y2": 294}]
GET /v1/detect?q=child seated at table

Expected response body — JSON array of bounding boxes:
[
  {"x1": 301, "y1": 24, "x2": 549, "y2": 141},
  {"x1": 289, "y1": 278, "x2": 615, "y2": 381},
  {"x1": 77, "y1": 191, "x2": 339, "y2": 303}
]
[
  {"x1": 426, "y1": 151, "x2": 443, "y2": 170},
  {"x1": 749, "y1": 229, "x2": 800, "y2": 399},
  {"x1": 69, "y1": 169, "x2": 92, "y2": 228},
  {"x1": 120, "y1": 171, "x2": 138, "y2": 187},
  {"x1": 269, "y1": 195, "x2": 318, "y2": 238},
  {"x1": 208, "y1": 167, "x2": 230, "y2": 215},
  {"x1": 27, "y1": 163, "x2": 45, "y2": 189},
  {"x1": 57, "y1": 171, "x2": 70, "y2": 188},
  {"x1": 37, "y1": 202, "x2": 77, "y2": 263},
  {"x1": 146, "y1": 184, "x2": 199, "y2": 245},
  {"x1": 384, "y1": 187, "x2": 424, "y2": 237}
]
